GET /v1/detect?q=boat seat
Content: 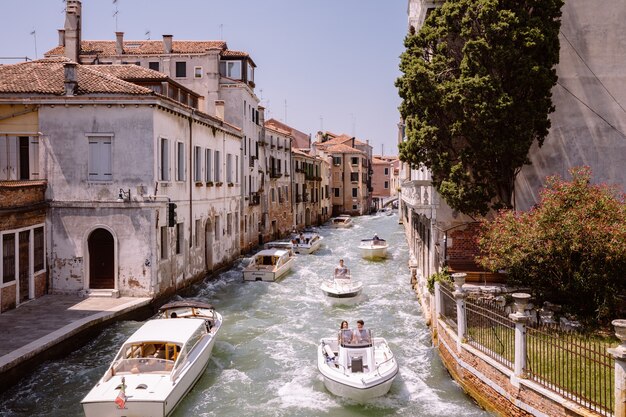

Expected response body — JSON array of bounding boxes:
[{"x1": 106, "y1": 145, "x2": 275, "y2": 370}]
[{"x1": 351, "y1": 356, "x2": 363, "y2": 373}]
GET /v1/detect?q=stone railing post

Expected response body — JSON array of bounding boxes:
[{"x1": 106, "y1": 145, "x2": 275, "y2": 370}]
[
  {"x1": 609, "y1": 319, "x2": 626, "y2": 417},
  {"x1": 453, "y1": 273, "x2": 467, "y2": 353},
  {"x1": 509, "y1": 293, "x2": 531, "y2": 385},
  {"x1": 434, "y1": 281, "x2": 442, "y2": 318}
]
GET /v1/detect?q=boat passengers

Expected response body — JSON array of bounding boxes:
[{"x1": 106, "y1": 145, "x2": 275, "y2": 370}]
[{"x1": 335, "y1": 259, "x2": 349, "y2": 277}]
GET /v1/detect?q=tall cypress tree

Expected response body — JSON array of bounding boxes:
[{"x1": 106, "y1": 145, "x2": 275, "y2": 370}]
[{"x1": 397, "y1": 0, "x2": 563, "y2": 216}]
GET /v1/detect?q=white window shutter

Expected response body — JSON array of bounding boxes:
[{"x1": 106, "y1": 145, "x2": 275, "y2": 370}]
[
  {"x1": 29, "y1": 138, "x2": 39, "y2": 179},
  {"x1": 88, "y1": 140, "x2": 99, "y2": 180}
]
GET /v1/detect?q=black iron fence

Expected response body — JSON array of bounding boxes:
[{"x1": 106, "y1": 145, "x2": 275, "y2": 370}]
[
  {"x1": 439, "y1": 282, "x2": 457, "y2": 331},
  {"x1": 466, "y1": 297, "x2": 515, "y2": 369},
  {"x1": 526, "y1": 324, "x2": 615, "y2": 417}
]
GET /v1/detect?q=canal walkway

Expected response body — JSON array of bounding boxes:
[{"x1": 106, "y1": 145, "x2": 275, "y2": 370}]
[{"x1": 0, "y1": 294, "x2": 151, "y2": 393}]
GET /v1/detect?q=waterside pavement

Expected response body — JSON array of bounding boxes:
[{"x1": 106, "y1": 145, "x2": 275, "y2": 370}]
[{"x1": 0, "y1": 294, "x2": 152, "y2": 393}]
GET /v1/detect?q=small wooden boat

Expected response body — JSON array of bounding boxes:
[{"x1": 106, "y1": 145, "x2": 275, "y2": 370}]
[
  {"x1": 81, "y1": 301, "x2": 222, "y2": 417},
  {"x1": 317, "y1": 327, "x2": 398, "y2": 401},
  {"x1": 243, "y1": 248, "x2": 294, "y2": 281}
]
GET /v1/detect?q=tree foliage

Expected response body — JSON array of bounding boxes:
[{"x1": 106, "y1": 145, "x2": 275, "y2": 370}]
[
  {"x1": 396, "y1": 0, "x2": 563, "y2": 216},
  {"x1": 477, "y1": 167, "x2": 626, "y2": 325}
]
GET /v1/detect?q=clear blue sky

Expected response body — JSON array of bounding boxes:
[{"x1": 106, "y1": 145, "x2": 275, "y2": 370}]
[{"x1": 1, "y1": 0, "x2": 408, "y2": 156}]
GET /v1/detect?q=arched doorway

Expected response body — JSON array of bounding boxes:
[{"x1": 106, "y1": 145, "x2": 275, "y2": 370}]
[
  {"x1": 88, "y1": 228, "x2": 114, "y2": 289},
  {"x1": 205, "y1": 219, "x2": 213, "y2": 272}
]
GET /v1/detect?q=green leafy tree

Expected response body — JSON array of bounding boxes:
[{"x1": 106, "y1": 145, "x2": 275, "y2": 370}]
[
  {"x1": 477, "y1": 167, "x2": 626, "y2": 325},
  {"x1": 396, "y1": 0, "x2": 563, "y2": 216}
]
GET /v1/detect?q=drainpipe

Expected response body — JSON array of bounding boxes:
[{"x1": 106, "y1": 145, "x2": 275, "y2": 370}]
[{"x1": 189, "y1": 111, "x2": 193, "y2": 249}]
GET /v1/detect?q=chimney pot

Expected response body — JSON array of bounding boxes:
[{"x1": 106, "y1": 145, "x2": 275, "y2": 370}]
[
  {"x1": 162, "y1": 34, "x2": 173, "y2": 54},
  {"x1": 64, "y1": 62, "x2": 78, "y2": 96},
  {"x1": 215, "y1": 100, "x2": 225, "y2": 121},
  {"x1": 115, "y1": 32, "x2": 124, "y2": 55},
  {"x1": 58, "y1": 29, "x2": 66, "y2": 47}
]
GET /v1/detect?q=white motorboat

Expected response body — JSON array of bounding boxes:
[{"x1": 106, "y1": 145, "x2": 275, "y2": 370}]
[
  {"x1": 81, "y1": 301, "x2": 222, "y2": 417},
  {"x1": 329, "y1": 214, "x2": 353, "y2": 228},
  {"x1": 264, "y1": 240, "x2": 294, "y2": 251},
  {"x1": 320, "y1": 271, "x2": 363, "y2": 302},
  {"x1": 317, "y1": 328, "x2": 398, "y2": 401},
  {"x1": 243, "y1": 248, "x2": 294, "y2": 281},
  {"x1": 291, "y1": 231, "x2": 323, "y2": 254},
  {"x1": 359, "y1": 237, "x2": 388, "y2": 259}
]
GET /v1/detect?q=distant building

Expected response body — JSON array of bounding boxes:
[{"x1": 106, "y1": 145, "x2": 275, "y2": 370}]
[
  {"x1": 371, "y1": 155, "x2": 397, "y2": 210},
  {"x1": 264, "y1": 123, "x2": 294, "y2": 239}
]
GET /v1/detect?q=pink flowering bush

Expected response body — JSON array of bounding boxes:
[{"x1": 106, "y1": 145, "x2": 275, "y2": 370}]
[{"x1": 477, "y1": 167, "x2": 626, "y2": 325}]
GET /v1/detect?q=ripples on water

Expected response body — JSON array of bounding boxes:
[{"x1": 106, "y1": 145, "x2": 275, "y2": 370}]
[{"x1": 0, "y1": 213, "x2": 492, "y2": 417}]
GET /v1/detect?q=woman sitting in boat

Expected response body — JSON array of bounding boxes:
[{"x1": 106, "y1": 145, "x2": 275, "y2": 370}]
[{"x1": 338, "y1": 320, "x2": 353, "y2": 345}]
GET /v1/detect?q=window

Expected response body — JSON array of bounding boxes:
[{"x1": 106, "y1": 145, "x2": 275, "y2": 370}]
[
  {"x1": 333, "y1": 156, "x2": 341, "y2": 166},
  {"x1": 194, "y1": 66, "x2": 203, "y2": 78},
  {"x1": 353, "y1": 204, "x2": 358, "y2": 210},
  {"x1": 175, "y1": 61, "x2": 187, "y2": 78},
  {"x1": 177, "y1": 142, "x2": 185, "y2": 181},
  {"x1": 34, "y1": 227, "x2": 44, "y2": 272},
  {"x1": 226, "y1": 153, "x2": 233, "y2": 183},
  {"x1": 205, "y1": 149, "x2": 212, "y2": 182},
  {"x1": 2, "y1": 234, "x2": 15, "y2": 284},
  {"x1": 351, "y1": 157, "x2": 359, "y2": 165},
  {"x1": 334, "y1": 188, "x2": 340, "y2": 197},
  {"x1": 235, "y1": 212, "x2": 239, "y2": 234},
  {"x1": 219, "y1": 60, "x2": 242, "y2": 79},
  {"x1": 350, "y1": 172, "x2": 359, "y2": 182},
  {"x1": 160, "y1": 226, "x2": 168, "y2": 259},
  {"x1": 384, "y1": 167, "x2": 389, "y2": 175},
  {"x1": 159, "y1": 138, "x2": 170, "y2": 181},
  {"x1": 271, "y1": 188, "x2": 275, "y2": 202},
  {"x1": 352, "y1": 188, "x2": 358, "y2": 197},
  {"x1": 195, "y1": 219, "x2": 201, "y2": 247},
  {"x1": 194, "y1": 146, "x2": 202, "y2": 182},
  {"x1": 247, "y1": 62, "x2": 254, "y2": 82},
  {"x1": 235, "y1": 155, "x2": 239, "y2": 183},
  {"x1": 88, "y1": 136, "x2": 112, "y2": 181},
  {"x1": 384, "y1": 181, "x2": 389, "y2": 189},
  {"x1": 214, "y1": 216, "x2": 220, "y2": 241},
  {"x1": 227, "y1": 213, "x2": 232, "y2": 235},
  {"x1": 0, "y1": 136, "x2": 40, "y2": 181},
  {"x1": 148, "y1": 62, "x2": 160, "y2": 71},
  {"x1": 214, "y1": 151, "x2": 221, "y2": 182},
  {"x1": 175, "y1": 223, "x2": 183, "y2": 254}
]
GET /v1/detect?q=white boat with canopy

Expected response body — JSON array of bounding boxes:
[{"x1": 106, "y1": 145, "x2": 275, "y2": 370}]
[
  {"x1": 317, "y1": 328, "x2": 398, "y2": 401},
  {"x1": 81, "y1": 301, "x2": 222, "y2": 417},
  {"x1": 243, "y1": 248, "x2": 294, "y2": 281},
  {"x1": 329, "y1": 214, "x2": 353, "y2": 228}
]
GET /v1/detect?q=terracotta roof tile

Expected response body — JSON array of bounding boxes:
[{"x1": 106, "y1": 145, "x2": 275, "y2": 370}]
[
  {"x1": 45, "y1": 40, "x2": 227, "y2": 57},
  {"x1": 0, "y1": 59, "x2": 152, "y2": 95},
  {"x1": 89, "y1": 64, "x2": 167, "y2": 80},
  {"x1": 326, "y1": 143, "x2": 365, "y2": 155}
]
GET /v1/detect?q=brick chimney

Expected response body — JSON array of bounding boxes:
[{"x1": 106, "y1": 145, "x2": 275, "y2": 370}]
[
  {"x1": 58, "y1": 29, "x2": 65, "y2": 47},
  {"x1": 64, "y1": 62, "x2": 78, "y2": 96},
  {"x1": 115, "y1": 32, "x2": 124, "y2": 55},
  {"x1": 162, "y1": 35, "x2": 173, "y2": 54},
  {"x1": 64, "y1": 0, "x2": 82, "y2": 63}
]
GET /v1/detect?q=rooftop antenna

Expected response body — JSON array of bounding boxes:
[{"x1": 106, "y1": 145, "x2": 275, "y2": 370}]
[
  {"x1": 30, "y1": 29, "x2": 37, "y2": 59},
  {"x1": 61, "y1": 0, "x2": 66, "y2": 14},
  {"x1": 112, "y1": 0, "x2": 119, "y2": 32},
  {"x1": 259, "y1": 88, "x2": 264, "y2": 101},
  {"x1": 145, "y1": 30, "x2": 151, "y2": 40}
]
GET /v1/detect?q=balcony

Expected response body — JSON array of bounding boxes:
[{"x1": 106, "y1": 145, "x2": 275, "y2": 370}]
[{"x1": 270, "y1": 170, "x2": 283, "y2": 179}]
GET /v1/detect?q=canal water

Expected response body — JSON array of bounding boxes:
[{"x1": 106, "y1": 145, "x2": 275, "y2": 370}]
[{"x1": 0, "y1": 213, "x2": 492, "y2": 417}]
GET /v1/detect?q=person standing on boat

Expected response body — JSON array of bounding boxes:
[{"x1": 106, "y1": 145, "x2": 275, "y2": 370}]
[
  {"x1": 353, "y1": 320, "x2": 370, "y2": 343},
  {"x1": 338, "y1": 320, "x2": 353, "y2": 345},
  {"x1": 335, "y1": 259, "x2": 348, "y2": 277}
]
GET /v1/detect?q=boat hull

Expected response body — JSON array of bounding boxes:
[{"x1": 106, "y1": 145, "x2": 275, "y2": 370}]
[
  {"x1": 243, "y1": 258, "x2": 293, "y2": 281},
  {"x1": 293, "y1": 239, "x2": 322, "y2": 254},
  {"x1": 321, "y1": 370, "x2": 397, "y2": 402},
  {"x1": 359, "y1": 245, "x2": 388, "y2": 259},
  {"x1": 320, "y1": 280, "x2": 363, "y2": 303}
]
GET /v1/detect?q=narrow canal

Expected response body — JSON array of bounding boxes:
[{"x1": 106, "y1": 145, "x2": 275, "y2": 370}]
[{"x1": 0, "y1": 213, "x2": 492, "y2": 417}]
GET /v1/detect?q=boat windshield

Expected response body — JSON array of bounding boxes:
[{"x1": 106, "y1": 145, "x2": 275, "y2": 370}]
[
  {"x1": 257, "y1": 255, "x2": 278, "y2": 266},
  {"x1": 112, "y1": 342, "x2": 180, "y2": 375},
  {"x1": 334, "y1": 268, "x2": 351, "y2": 279},
  {"x1": 337, "y1": 328, "x2": 372, "y2": 347}
]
